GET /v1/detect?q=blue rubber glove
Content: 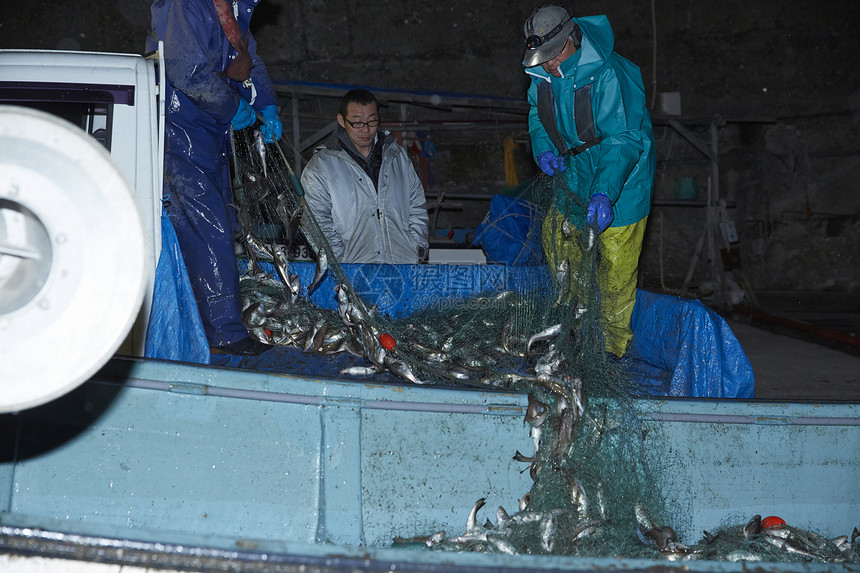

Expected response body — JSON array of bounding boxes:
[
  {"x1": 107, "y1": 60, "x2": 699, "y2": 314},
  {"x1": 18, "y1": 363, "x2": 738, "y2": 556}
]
[
  {"x1": 231, "y1": 97, "x2": 255, "y2": 131},
  {"x1": 537, "y1": 151, "x2": 567, "y2": 176},
  {"x1": 586, "y1": 193, "x2": 614, "y2": 233},
  {"x1": 260, "y1": 105, "x2": 283, "y2": 143}
]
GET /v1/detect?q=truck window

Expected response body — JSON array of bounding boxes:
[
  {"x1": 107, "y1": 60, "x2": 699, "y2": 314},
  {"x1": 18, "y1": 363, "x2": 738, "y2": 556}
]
[{"x1": 0, "y1": 82, "x2": 135, "y2": 151}]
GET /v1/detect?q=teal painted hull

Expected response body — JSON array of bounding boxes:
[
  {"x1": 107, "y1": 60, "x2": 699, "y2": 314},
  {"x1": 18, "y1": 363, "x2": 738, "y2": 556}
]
[{"x1": 1, "y1": 357, "x2": 857, "y2": 571}]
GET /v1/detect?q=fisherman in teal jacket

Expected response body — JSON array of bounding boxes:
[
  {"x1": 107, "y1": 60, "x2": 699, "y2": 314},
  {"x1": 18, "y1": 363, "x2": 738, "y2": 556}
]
[{"x1": 523, "y1": 5, "x2": 655, "y2": 357}]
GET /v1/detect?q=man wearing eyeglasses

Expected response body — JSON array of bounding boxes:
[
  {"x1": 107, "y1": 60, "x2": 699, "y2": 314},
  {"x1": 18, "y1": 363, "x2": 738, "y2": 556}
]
[
  {"x1": 522, "y1": 5, "x2": 655, "y2": 359},
  {"x1": 301, "y1": 89, "x2": 429, "y2": 264}
]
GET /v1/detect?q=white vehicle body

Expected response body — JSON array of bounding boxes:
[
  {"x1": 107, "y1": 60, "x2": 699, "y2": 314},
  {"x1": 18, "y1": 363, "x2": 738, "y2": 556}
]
[{"x1": 0, "y1": 48, "x2": 166, "y2": 356}]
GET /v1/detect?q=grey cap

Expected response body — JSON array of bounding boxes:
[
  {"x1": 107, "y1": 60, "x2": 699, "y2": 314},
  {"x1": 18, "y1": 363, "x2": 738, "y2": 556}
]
[{"x1": 522, "y1": 5, "x2": 575, "y2": 67}]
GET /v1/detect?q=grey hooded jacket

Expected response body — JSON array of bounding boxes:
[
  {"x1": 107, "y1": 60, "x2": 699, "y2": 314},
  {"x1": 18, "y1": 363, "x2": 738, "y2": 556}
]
[{"x1": 301, "y1": 131, "x2": 429, "y2": 264}]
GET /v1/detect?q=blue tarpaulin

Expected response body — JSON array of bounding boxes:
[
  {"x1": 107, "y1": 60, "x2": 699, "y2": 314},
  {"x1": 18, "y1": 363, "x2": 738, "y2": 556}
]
[
  {"x1": 145, "y1": 249, "x2": 754, "y2": 398},
  {"x1": 627, "y1": 290, "x2": 755, "y2": 398},
  {"x1": 144, "y1": 212, "x2": 210, "y2": 364},
  {"x1": 472, "y1": 195, "x2": 545, "y2": 266}
]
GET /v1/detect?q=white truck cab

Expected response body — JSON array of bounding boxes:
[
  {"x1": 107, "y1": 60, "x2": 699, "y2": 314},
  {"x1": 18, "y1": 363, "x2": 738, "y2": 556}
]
[{"x1": 0, "y1": 49, "x2": 165, "y2": 358}]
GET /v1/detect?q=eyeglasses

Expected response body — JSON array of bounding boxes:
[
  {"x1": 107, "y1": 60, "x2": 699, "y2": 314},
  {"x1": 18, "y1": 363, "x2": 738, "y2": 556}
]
[
  {"x1": 343, "y1": 117, "x2": 381, "y2": 129},
  {"x1": 525, "y1": 16, "x2": 572, "y2": 50}
]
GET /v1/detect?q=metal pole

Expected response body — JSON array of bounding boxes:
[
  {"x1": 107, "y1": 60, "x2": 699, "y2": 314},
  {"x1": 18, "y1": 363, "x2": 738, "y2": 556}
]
[{"x1": 292, "y1": 94, "x2": 301, "y2": 174}]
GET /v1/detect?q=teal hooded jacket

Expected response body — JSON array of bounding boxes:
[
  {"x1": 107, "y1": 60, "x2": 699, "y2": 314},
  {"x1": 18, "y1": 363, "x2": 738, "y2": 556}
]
[{"x1": 526, "y1": 15, "x2": 655, "y2": 228}]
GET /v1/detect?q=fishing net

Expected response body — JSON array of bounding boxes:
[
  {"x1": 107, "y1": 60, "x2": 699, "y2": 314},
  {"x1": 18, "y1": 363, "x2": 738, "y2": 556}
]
[{"x1": 228, "y1": 124, "x2": 859, "y2": 564}]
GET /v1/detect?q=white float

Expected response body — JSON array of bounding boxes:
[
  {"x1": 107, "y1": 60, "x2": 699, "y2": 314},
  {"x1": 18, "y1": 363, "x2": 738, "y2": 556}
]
[{"x1": 0, "y1": 105, "x2": 147, "y2": 413}]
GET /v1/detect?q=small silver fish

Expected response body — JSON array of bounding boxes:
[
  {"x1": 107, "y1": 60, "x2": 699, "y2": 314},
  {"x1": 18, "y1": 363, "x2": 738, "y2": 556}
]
[
  {"x1": 512, "y1": 450, "x2": 535, "y2": 463},
  {"x1": 507, "y1": 508, "x2": 566, "y2": 526},
  {"x1": 540, "y1": 514, "x2": 557, "y2": 552},
  {"x1": 339, "y1": 365, "x2": 379, "y2": 376},
  {"x1": 518, "y1": 493, "x2": 532, "y2": 512},
  {"x1": 554, "y1": 258, "x2": 571, "y2": 306},
  {"x1": 465, "y1": 498, "x2": 486, "y2": 533},
  {"x1": 525, "y1": 394, "x2": 549, "y2": 429},
  {"x1": 254, "y1": 129, "x2": 267, "y2": 178},
  {"x1": 526, "y1": 323, "x2": 562, "y2": 356},
  {"x1": 308, "y1": 250, "x2": 328, "y2": 295},
  {"x1": 424, "y1": 531, "x2": 447, "y2": 547},
  {"x1": 496, "y1": 506, "x2": 511, "y2": 528},
  {"x1": 743, "y1": 514, "x2": 762, "y2": 539},
  {"x1": 384, "y1": 356, "x2": 426, "y2": 385},
  {"x1": 486, "y1": 535, "x2": 518, "y2": 555},
  {"x1": 241, "y1": 301, "x2": 267, "y2": 328},
  {"x1": 561, "y1": 217, "x2": 573, "y2": 238}
]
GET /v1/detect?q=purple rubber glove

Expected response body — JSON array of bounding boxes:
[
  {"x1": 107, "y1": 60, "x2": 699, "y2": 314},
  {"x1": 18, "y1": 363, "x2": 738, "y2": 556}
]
[
  {"x1": 231, "y1": 97, "x2": 256, "y2": 131},
  {"x1": 586, "y1": 193, "x2": 614, "y2": 233},
  {"x1": 537, "y1": 150, "x2": 567, "y2": 176},
  {"x1": 260, "y1": 105, "x2": 283, "y2": 143}
]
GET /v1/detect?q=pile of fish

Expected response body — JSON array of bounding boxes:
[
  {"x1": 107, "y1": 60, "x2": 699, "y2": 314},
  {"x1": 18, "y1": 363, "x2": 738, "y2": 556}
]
[{"x1": 230, "y1": 125, "x2": 859, "y2": 563}]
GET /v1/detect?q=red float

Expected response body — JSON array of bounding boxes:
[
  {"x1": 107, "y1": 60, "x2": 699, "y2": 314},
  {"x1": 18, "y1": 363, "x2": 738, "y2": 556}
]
[
  {"x1": 379, "y1": 333, "x2": 396, "y2": 351},
  {"x1": 761, "y1": 515, "x2": 786, "y2": 529}
]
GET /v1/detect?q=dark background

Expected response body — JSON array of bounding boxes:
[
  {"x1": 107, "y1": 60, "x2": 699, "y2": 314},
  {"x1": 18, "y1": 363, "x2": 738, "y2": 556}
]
[{"x1": 3, "y1": 0, "x2": 860, "y2": 307}]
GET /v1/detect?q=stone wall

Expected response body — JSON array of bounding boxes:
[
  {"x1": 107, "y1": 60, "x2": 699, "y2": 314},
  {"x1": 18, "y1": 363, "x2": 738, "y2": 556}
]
[{"x1": 4, "y1": 0, "x2": 859, "y2": 297}]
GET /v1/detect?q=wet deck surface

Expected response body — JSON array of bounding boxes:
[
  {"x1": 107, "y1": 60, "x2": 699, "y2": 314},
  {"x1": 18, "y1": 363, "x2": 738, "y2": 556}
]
[{"x1": 725, "y1": 291, "x2": 860, "y2": 401}]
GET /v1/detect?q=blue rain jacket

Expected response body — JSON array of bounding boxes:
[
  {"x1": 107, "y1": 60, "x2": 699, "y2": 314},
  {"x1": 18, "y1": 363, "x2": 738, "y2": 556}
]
[
  {"x1": 146, "y1": 0, "x2": 278, "y2": 347},
  {"x1": 526, "y1": 15, "x2": 655, "y2": 228}
]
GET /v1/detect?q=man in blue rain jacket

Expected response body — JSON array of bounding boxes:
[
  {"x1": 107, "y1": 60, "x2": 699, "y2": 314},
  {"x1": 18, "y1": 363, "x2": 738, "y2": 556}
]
[
  {"x1": 523, "y1": 5, "x2": 655, "y2": 358},
  {"x1": 147, "y1": 0, "x2": 282, "y2": 356}
]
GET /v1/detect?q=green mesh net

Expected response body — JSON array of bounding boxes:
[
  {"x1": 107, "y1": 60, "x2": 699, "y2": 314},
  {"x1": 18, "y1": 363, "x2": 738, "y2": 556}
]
[{"x1": 228, "y1": 125, "x2": 859, "y2": 563}]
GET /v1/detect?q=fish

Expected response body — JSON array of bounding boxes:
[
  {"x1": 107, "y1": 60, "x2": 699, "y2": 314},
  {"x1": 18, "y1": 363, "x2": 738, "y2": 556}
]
[
  {"x1": 594, "y1": 481, "x2": 607, "y2": 521},
  {"x1": 339, "y1": 365, "x2": 379, "y2": 376},
  {"x1": 763, "y1": 527, "x2": 817, "y2": 559},
  {"x1": 298, "y1": 218, "x2": 329, "y2": 295},
  {"x1": 637, "y1": 524, "x2": 678, "y2": 552},
  {"x1": 446, "y1": 366, "x2": 471, "y2": 380},
  {"x1": 308, "y1": 320, "x2": 329, "y2": 353},
  {"x1": 335, "y1": 285, "x2": 359, "y2": 326},
  {"x1": 241, "y1": 301, "x2": 268, "y2": 328},
  {"x1": 726, "y1": 549, "x2": 761, "y2": 562},
  {"x1": 496, "y1": 506, "x2": 511, "y2": 528},
  {"x1": 553, "y1": 258, "x2": 571, "y2": 306},
  {"x1": 271, "y1": 244, "x2": 298, "y2": 298},
  {"x1": 500, "y1": 318, "x2": 515, "y2": 354},
  {"x1": 525, "y1": 394, "x2": 549, "y2": 429},
  {"x1": 466, "y1": 498, "x2": 486, "y2": 533},
  {"x1": 743, "y1": 514, "x2": 762, "y2": 539},
  {"x1": 526, "y1": 323, "x2": 562, "y2": 356},
  {"x1": 303, "y1": 317, "x2": 327, "y2": 352},
  {"x1": 561, "y1": 218, "x2": 573, "y2": 238},
  {"x1": 569, "y1": 519, "x2": 603, "y2": 542},
  {"x1": 531, "y1": 377, "x2": 575, "y2": 418},
  {"x1": 424, "y1": 531, "x2": 447, "y2": 547},
  {"x1": 384, "y1": 356, "x2": 426, "y2": 385},
  {"x1": 551, "y1": 407, "x2": 575, "y2": 458},
  {"x1": 634, "y1": 501, "x2": 660, "y2": 531},
  {"x1": 534, "y1": 345, "x2": 564, "y2": 378},
  {"x1": 507, "y1": 508, "x2": 567, "y2": 526},
  {"x1": 540, "y1": 514, "x2": 557, "y2": 552},
  {"x1": 512, "y1": 450, "x2": 535, "y2": 463},
  {"x1": 486, "y1": 535, "x2": 518, "y2": 555},
  {"x1": 833, "y1": 535, "x2": 850, "y2": 552},
  {"x1": 254, "y1": 129, "x2": 267, "y2": 178},
  {"x1": 530, "y1": 426, "x2": 541, "y2": 455},
  {"x1": 518, "y1": 493, "x2": 532, "y2": 512},
  {"x1": 567, "y1": 375, "x2": 585, "y2": 418},
  {"x1": 308, "y1": 250, "x2": 328, "y2": 295}
]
